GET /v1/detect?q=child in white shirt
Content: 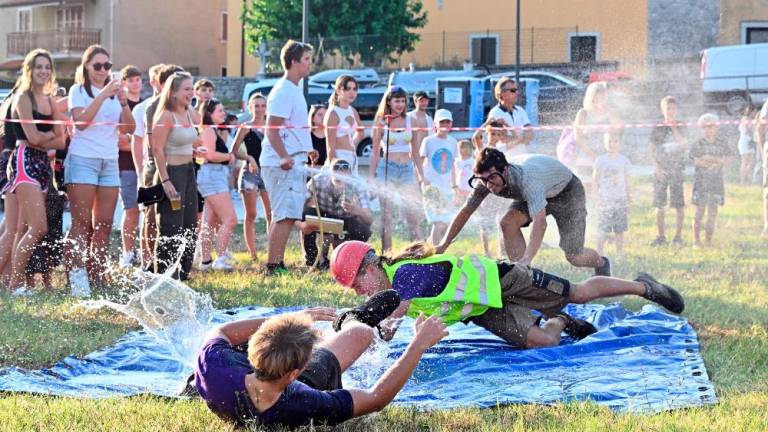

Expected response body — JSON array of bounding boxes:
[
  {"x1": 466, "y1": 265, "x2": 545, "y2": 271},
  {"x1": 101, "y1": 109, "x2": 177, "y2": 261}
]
[
  {"x1": 593, "y1": 129, "x2": 632, "y2": 256},
  {"x1": 420, "y1": 109, "x2": 458, "y2": 244}
]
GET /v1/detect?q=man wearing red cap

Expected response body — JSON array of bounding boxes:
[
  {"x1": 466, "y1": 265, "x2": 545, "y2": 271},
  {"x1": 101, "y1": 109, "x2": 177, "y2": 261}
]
[{"x1": 330, "y1": 240, "x2": 685, "y2": 349}]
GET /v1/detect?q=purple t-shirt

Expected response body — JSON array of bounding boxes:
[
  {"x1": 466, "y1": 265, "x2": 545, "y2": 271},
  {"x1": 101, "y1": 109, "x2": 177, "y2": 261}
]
[
  {"x1": 195, "y1": 337, "x2": 354, "y2": 428},
  {"x1": 392, "y1": 262, "x2": 452, "y2": 300}
]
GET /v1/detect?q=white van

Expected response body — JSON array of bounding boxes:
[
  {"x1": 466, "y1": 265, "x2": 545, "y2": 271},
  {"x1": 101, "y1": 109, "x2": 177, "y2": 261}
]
[{"x1": 701, "y1": 43, "x2": 768, "y2": 114}]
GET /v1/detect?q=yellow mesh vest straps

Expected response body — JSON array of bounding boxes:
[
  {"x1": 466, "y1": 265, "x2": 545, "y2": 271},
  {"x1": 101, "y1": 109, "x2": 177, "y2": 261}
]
[{"x1": 382, "y1": 254, "x2": 502, "y2": 325}]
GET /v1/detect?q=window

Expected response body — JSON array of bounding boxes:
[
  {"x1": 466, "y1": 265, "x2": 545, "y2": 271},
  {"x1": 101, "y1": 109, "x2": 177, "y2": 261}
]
[
  {"x1": 470, "y1": 35, "x2": 498, "y2": 65},
  {"x1": 56, "y1": 5, "x2": 84, "y2": 31},
  {"x1": 741, "y1": 22, "x2": 768, "y2": 44},
  {"x1": 569, "y1": 33, "x2": 599, "y2": 63},
  {"x1": 17, "y1": 8, "x2": 31, "y2": 32},
  {"x1": 221, "y1": 11, "x2": 228, "y2": 42},
  {"x1": 221, "y1": 66, "x2": 228, "y2": 77}
]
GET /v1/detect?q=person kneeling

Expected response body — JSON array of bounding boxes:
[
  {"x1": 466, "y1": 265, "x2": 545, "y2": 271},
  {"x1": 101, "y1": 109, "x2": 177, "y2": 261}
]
[
  {"x1": 330, "y1": 240, "x2": 685, "y2": 349},
  {"x1": 195, "y1": 300, "x2": 447, "y2": 429}
]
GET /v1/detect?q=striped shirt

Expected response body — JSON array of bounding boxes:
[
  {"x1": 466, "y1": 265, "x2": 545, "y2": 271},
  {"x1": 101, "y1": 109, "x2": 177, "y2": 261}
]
[{"x1": 465, "y1": 154, "x2": 574, "y2": 216}]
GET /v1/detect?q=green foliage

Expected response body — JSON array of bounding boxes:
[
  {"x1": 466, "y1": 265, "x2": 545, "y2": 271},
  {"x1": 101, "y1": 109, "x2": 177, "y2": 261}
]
[{"x1": 242, "y1": 0, "x2": 428, "y2": 66}]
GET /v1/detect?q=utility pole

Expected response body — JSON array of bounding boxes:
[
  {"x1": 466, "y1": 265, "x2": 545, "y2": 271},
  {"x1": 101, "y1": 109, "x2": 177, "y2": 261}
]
[
  {"x1": 302, "y1": 0, "x2": 309, "y2": 101},
  {"x1": 515, "y1": 0, "x2": 521, "y2": 83}
]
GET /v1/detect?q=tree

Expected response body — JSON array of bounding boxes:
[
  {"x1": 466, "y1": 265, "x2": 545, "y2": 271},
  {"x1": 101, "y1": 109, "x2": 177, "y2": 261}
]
[{"x1": 242, "y1": 0, "x2": 428, "y2": 67}]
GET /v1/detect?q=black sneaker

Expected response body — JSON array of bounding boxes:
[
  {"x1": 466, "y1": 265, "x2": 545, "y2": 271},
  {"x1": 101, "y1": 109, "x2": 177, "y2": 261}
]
[
  {"x1": 671, "y1": 236, "x2": 685, "y2": 247},
  {"x1": 594, "y1": 256, "x2": 612, "y2": 277},
  {"x1": 264, "y1": 263, "x2": 289, "y2": 276},
  {"x1": 635, "y1": 272, "x2": 685, "y2": 314},
  {"x1": 333, "y1": 290, "x2": 401, "y2": 332},
  {"x1": 556, "y1": 313, "x2": 597, "y2": 340},
  {"x1": 649, "y1": 236, "x2": 667, "y2": 247}
]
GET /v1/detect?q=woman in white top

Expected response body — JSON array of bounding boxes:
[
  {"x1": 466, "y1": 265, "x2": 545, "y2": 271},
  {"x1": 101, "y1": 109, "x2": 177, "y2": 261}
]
[
  {"x1": 65, "y1": 45, "x2": 135, "y2": 295},
  {"x1": 572, "y1": 81, "x2": 617, "y2": 187},
  {"x1": 737, "y1": 104, "x2": 756, "y2": 184},
  {"x1": 370, "y1": 86, "x2": 425, "y2": 252},
  {"x1": 324, "y1": 75, "x2": 363, "y2": 174}
]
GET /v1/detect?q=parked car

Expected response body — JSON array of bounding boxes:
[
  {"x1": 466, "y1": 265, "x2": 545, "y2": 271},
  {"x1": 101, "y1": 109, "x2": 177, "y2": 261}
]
[
  {"x1": 309, "y1": 68, "x2": 381, "y2": 88},
  {"x1": 701, "y1": 43, "x2": 768, "y2": 115},
  {"x1": 484, "y1": 71, "x2": 585, "y2": 122}
]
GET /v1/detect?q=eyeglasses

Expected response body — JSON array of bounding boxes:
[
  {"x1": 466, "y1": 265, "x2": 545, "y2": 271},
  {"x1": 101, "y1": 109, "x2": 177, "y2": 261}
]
[
  {"x1": 468, "y1": 172, "x2": 506, "y2": 190},
  {"x1": 332, "y1": 161, "x2": 352, "y2": 172},
  {"x1": 501, "y1": 87, "x2": 517, "y2": 93},
  {"x1": 92, "y1": 62, "x2": 113, "y2": 72}
]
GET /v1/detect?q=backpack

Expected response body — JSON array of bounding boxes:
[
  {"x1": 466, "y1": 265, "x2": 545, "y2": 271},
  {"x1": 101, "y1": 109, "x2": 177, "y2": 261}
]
[{"x1": 556, "y1": 127, "x2": 578, "y2": 166}]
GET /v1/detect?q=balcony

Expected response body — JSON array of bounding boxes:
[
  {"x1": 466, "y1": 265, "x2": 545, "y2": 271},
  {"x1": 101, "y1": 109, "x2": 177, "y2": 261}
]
[{"x1": 7, "y1": 29, "x2": 101, "y2": 58}]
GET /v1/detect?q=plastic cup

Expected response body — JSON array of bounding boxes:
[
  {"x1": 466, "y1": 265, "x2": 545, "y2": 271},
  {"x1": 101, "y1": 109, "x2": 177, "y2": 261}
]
[
  {"x1": 195, "y1": 146, "x2": 208, "y2": 165},
  {"x1": 170, "y1": 195, "x2": 182, "y2": 211}
]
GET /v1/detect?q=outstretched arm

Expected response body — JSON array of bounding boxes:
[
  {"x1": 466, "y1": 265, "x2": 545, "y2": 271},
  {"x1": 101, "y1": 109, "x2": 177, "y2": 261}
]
[
  {"x1": 435, "y1": 205, "x2": 476, "y2": 253},
  {"x1": 210, "y1": 307, "x2": 337, "y2": 345},
  {"x1": 519, "y1": 209, "x2": 547, "y2": 266}
]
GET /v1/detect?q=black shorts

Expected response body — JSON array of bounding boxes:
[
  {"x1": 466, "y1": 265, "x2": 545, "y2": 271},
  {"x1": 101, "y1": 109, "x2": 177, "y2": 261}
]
[
  {"x1": 296, "y1": 348, "x2": 344, "y2": 391},
  {"x1": 653, "y1": 168, "x2": 685, "y2": 209},
  {"x1": 509, "y1": 175, "x2": 587, "y2": 256}
]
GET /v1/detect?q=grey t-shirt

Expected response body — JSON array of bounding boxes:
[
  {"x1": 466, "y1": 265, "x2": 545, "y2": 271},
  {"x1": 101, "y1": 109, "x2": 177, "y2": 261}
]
[{"x1": 466, "y1": 154, "x2": 574, "y2": 216}]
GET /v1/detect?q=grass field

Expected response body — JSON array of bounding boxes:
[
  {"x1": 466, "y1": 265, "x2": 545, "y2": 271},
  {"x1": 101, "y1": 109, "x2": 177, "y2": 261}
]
[{"x1": 0, "y1": 181, "x2": 767, "y2": 431}]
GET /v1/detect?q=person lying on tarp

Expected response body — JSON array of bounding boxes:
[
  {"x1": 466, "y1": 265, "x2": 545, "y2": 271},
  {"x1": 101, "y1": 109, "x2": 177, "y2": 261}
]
[
  {"x1": 329, "y1": 240, "x2": 685, "y2": 349},
  {"x1": 195, "y1": 299, "x2": 446, "y2": 429}
]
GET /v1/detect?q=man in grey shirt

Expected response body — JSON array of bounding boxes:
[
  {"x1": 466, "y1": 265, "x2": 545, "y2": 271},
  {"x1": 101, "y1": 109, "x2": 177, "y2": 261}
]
[{"x1": 435, "y1": 148, "x2": 611, "y2": 275}]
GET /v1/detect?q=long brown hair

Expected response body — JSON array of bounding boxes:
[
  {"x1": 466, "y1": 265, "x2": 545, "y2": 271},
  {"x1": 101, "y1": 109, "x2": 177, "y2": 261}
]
[
  {"x1": 18, "y1": 49, "x2": 57, "y2": 97},
  {"x1": 374, "y1": 85, "x2": 408, "y2": 123},
  {"x1": 199, "y1": 98, "x2": 223, "y2": 126},
  {"x1": 75, "y1": 44, "x2": 110, "y2": 98},
  {"x1": 153, "y1": 72, "x2": 193, "y2": 128},
  {"x1": 328, "y1": 75, "x2": 357, "y2": 106}
]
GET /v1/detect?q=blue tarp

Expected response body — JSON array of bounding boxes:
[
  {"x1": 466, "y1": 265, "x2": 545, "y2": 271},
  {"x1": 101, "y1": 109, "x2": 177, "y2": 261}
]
[{"x1": 0, "y1": 303, "x2": 716, "y2": 413}]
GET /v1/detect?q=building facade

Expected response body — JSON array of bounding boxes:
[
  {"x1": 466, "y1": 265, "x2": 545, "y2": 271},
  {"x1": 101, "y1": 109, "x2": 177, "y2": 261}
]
[{"x1": 0, "y1": 0, "x2": 228, "y2": 78}]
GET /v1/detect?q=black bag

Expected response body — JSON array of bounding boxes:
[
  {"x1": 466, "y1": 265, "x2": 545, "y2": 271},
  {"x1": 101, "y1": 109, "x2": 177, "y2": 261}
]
[{"x1": 137, "y1": 183, "x2": 166, "y2": 206}]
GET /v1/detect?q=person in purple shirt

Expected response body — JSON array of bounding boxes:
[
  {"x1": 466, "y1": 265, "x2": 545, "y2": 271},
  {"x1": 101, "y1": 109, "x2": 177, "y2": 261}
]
[{"x1": 195, "y1": 300, "x2": 447, "y2": 429}]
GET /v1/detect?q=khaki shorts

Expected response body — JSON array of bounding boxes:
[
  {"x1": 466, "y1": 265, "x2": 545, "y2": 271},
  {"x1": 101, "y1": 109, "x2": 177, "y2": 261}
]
[{"x1": 470, "y1": 262, "x2": 571, "y2": 348}]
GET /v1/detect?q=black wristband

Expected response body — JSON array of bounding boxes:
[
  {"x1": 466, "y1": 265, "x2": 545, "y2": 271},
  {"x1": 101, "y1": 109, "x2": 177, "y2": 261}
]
[{"x1": 162, "y1": 178, "x2": 171, "y2": 184}]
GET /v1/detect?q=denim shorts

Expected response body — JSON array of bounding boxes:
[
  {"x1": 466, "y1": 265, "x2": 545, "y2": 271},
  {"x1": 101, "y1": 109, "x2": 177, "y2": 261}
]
[
  {"x1": 375, "y1": 159, "x2": 416, "y2": 185},
  {"x1": 64, "y1": 153, "x2": 120, "y2": 187},
  {"x1": 238, "y1": 169, "x2": 267, "y2": 193},
  {"x1": 196, "y1": 163, "x2": 230, "y2": 198},
  {"x1": 119, "y1": 170, "x2": 139, "y2": 209}
]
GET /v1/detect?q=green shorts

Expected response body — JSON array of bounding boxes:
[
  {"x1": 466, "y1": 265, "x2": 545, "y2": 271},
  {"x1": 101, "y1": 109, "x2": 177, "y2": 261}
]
[{"x1": 470, "y1": 262, "x2": 571, "y2": 348}]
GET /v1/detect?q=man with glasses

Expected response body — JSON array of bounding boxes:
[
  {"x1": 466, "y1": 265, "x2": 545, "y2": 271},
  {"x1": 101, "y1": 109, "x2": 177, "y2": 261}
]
[
  {"x1": 299, "y1": 159, "x2": 373, "y2": 270},
  {"x1": 435, "y1": 148, "x2": 612, "y2": 276},
  {"x1": 473, "y1": 77, "x2": 533, "y2": 150}
]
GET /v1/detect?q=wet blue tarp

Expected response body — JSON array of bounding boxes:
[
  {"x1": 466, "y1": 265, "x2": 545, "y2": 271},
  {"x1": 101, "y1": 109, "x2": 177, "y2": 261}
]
[{"x1": 0, "y1": 303, "x2": 716, "y2": 413}]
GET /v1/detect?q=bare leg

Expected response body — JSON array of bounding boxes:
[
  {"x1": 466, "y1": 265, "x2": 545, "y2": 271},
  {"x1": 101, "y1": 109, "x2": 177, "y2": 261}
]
[
  {"x1": 9, "y1": 184, "x2": 48, "y2": 289},
  {"x1": 655, "y1": 207, "x2": 666, "y2": 239},
  {"x1": 259, "y1": 191, "x2": 272, "y2": 232},
  {"x1": 565, "y1": 247, "x2": 604, "y2": 269},
  {"x1": 379, "y1": 197, "x2": 393, "y2": 253},
  {"x1": 480, "y1": 226, "x2": 491, "y2": 257},
  {"x1": 206, "y1": 193, "x2": 237, "y2": 257},
  {"x1": 674, "y1": 207, "x2": 685, "y2": 240},
  {"x1": 429, "y1": 222, "x2": 447, "y2": 246},
  {"x1": 763, "y1": 197, "x2": 768, "y2": 235},
  {"x1": 317, "y1": 321, "x2": 374, "y2": 372},
  {"x1": 242, "y1": 191, "x2": 259, "y2": 260},
  {"x1": 140, "y1": 207, "x2": 158, "y2": 269},
  {"x1": 596, "y1": 231, "x2": 607, "y2": 256},
  {"x1": 499, "y1": 210, "x2": 527, "y2": 261},
  {"x1": 91, "y1": 186, "x2": 119, "y2": 286},
  {"x1": 0, "y1": 193, "x2": 19, "y2": 290},
  {"x1": 64, "y1": 184, "x2": 96, "y2": 272},
  {"x1": 740, "y1": 154, "x2": 755, "y2": 184},
  {"x1": 403, "y1": 205, "x2": 422, "y2": 242},
  {"x1": 121, "y1": 207, "x2": 139, "y2": 259},
  {"x1": 525, "y1": 317, "x2": 567, "y2": 348},
  {"x1": 569, "y1": 276, "x2": 645, "y2": 304},
  {"x1": 704, "y1": 204, "x2": 718, "y2": 245},
  {"x1": 266, "y1": 219, "x2": 296, "y2": 265},
  {"x1": 200, "y1": 202, "x2": 215, "y2": 262},
  {"x1": 615, "y1": 232, "x2": 624, "y2": 255},
  {"x1": 693, "y1": 205, "x2": 705, "y2": 246}
]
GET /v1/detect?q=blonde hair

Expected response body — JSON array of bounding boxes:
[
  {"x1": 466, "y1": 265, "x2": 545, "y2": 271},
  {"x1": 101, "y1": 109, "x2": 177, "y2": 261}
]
[
  {"x1": 697, "y1": 112, "x2": 719, "y2": 127},
  {"x1": 582, "y1": 81, "x2": 608, "y2": 111},
  {"x1": 494, "y1": 76, "x2": 516, "y2": 101},
  {"x1": 153, "y1": 72, "x2": 193, "y2": 127},
  {"x1": 18, "y1": 49, "x2": 57, "y2": 96},
  {"x1": 458, "y1": 139, "x2": 473, "y2": 153},
  {"x1": 247, "y1": 313, "x2": 318, "y2": 381}
]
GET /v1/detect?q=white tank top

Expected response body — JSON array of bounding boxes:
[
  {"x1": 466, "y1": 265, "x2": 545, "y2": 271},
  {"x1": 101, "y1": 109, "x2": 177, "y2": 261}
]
[
  {"x1": 382, "y1": 115, "x2": 412, "y2": 154},
  {"x1": 333, "y1": 105, "x2": 357, "y2": 139}
]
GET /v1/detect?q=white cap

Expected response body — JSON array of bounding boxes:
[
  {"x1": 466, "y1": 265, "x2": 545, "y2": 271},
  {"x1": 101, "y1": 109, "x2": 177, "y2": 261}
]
[{"x1": 434, "y1": 109, "x2": 453, "y2": 123}]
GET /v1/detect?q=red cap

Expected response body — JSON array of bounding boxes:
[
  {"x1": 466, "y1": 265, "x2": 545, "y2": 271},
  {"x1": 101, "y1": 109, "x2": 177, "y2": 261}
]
[{"x1": 330, "y1": 241, "x2": 374, "y2": 287}]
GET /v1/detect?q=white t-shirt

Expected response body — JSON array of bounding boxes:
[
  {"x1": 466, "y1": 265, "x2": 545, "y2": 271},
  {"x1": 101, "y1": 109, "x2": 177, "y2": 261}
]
[
  {"x1": 68, "y1": 83, "x2": 123, "y2": 159},
  {"x1": 593, "y1": 153, "x2": 631, "y2": 205},
  {"x1": 455, "y1": 157, "x2": 475, "y2": 193},
  {"x1": 487, "y1": 104, "x2": 530, "y2": 130},
  {"x1": 259, "y1": 78, "x2": 312, "y2": 167},
  {"x1": 131, "y1": 98, "x2": 152, "y2": 160},
  {"x1": 419, "y1": 134, "x2": 457, "y2": 192}
]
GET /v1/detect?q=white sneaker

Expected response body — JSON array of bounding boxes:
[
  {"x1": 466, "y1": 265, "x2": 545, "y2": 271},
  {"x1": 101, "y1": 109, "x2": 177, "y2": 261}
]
[
  {"x1": 11, "y1": 286, "x2": 33, "y2": 297},
  {"x1": 222, "y1": 250, "x2": 235, "y2": 264},
  {"x1": 69, "y1": 268, "x2": 91, "y2": 298},
  {"x1": 119, "y1": 251, "x2": 135, "y2": 268},
  {"x1": 212, "y1": 256, "x2": 234, "y2": 271},
  {"x1": 198, "y1": 260, "x2": 213, "y2": 272}
]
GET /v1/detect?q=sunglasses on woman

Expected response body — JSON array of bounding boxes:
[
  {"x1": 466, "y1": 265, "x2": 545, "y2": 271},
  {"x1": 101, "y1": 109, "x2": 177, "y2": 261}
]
[{"x1": 92, "y1": 62, "x2": 113, "y2": 72}]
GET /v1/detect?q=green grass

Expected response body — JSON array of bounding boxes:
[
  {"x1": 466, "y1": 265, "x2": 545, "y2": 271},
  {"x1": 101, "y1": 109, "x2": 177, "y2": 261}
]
[{"x1": 1, "y1": 181, "x2": 767, "y2": 431}]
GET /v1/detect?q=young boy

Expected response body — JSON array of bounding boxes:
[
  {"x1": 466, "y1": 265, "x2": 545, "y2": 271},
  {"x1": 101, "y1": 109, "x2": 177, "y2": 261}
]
[
  {"x1": 193, "y1": 79, "x2": 215, "y2": 108},
  {"x1": 454, "y1": 139, "x2": 475, "y2": 204},
  {"x1": 690, "y1": 113, "x2": 734, "y2": 247},
  {"x1": 649, "y1": 96, "x2": 688, "y2": 246},
  {"x1": 420, "y1": 109, "x2": 458, "y2": 244},
  {"x1": 593, "y1": 128, "x2": 632, "y2": 256},
  {"x1": 195, "y1": 300, "x2": 447, "y2": 429}
]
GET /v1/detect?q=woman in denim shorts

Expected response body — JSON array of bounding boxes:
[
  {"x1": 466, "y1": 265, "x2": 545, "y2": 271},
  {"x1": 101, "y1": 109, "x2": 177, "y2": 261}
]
[
  {"x1": 369, "y1": 86, "x2": 425, "y2": 252},
  {"x1": 232, "y1": 93, "x2": 272, "y2": 262},
  {"x1": 65, "y1": 45, "x2": 135, "y2": 294},
  {"x1": 196, "y1": 99, "x2": 237, "y2": 271}
]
